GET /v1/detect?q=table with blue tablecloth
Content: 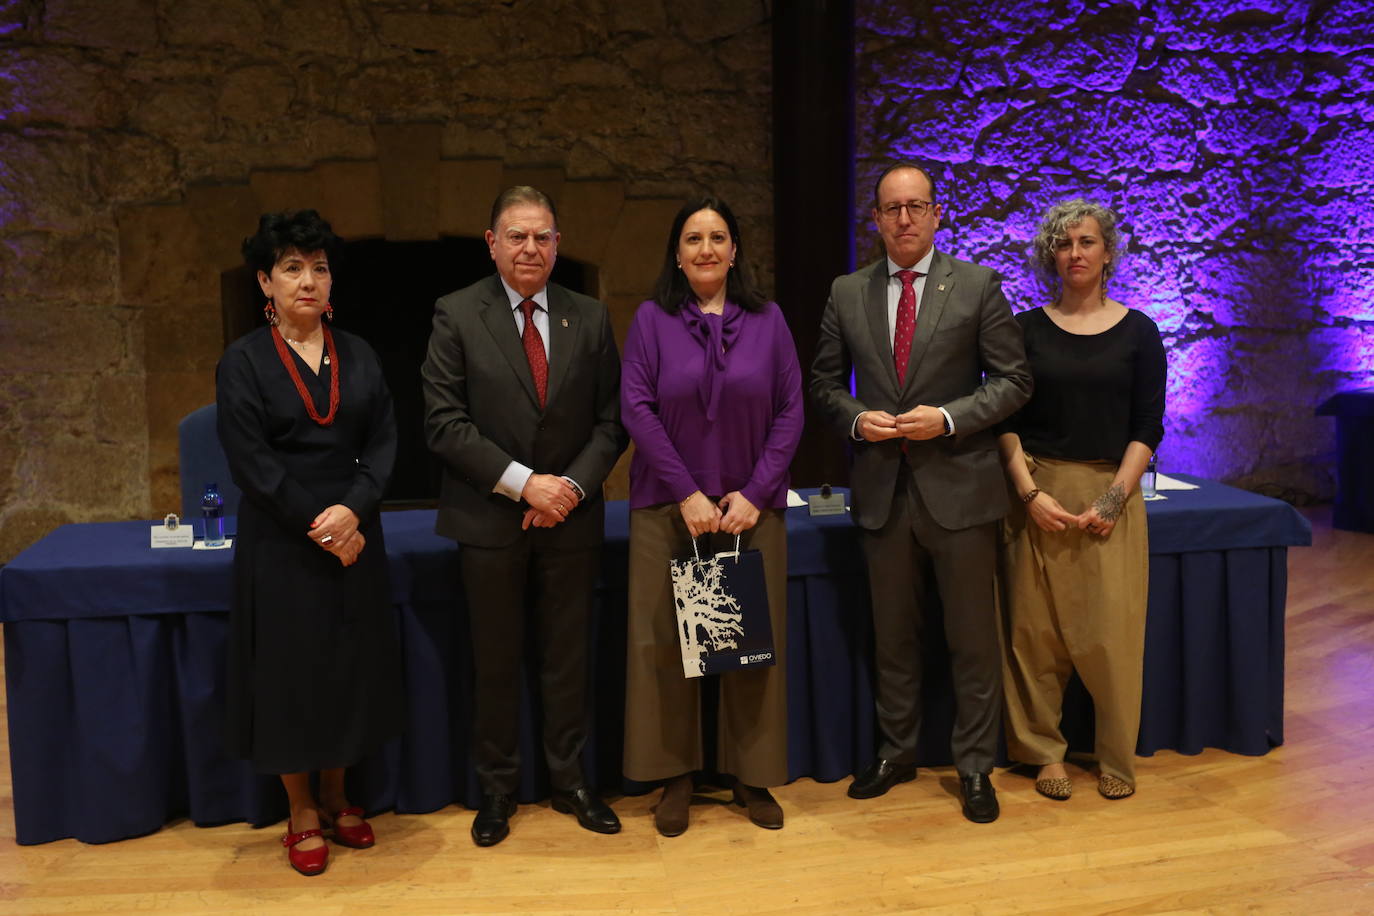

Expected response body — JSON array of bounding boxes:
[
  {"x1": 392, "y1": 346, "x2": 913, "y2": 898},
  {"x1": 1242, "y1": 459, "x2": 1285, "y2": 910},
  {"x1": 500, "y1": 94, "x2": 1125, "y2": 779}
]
[{"x1": 0, "y1": 479, "x2": 1311, "y2": 845}]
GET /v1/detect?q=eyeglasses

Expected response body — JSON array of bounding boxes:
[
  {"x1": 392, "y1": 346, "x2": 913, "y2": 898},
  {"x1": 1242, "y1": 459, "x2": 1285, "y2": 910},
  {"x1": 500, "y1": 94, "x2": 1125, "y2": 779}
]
[
  {"x1": 501, "y1": 229, "x2": 556, "y2": 247},
  {"x1": 877, "y1": 200, "x2": 935, "y2": 221}
]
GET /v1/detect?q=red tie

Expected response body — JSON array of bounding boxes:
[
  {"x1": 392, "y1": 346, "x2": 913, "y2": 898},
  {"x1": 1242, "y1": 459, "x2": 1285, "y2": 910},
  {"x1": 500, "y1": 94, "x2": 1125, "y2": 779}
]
[
  {"x1": 893, "y1": 269, "x2": 920, "y2": 384},
  {"x1": 520, "y1": 299, "x2": 548, "y2": 407}
]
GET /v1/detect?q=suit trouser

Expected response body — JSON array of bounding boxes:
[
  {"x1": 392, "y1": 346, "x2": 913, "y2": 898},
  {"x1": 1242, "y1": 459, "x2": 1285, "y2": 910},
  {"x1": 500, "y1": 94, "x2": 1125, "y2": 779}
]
[
  {"x1": 622, "y1": 505, "x2": 789, "y2": 787},
  {"x1": 999, "y1": 454, "x2": 1147, "y2": 785},
  {"x1": 863, "y1": 469, "x2": 1002, "y2": 775},
  {"x1": 460, "y1": 533, "x2": 598, "y2": 795}
]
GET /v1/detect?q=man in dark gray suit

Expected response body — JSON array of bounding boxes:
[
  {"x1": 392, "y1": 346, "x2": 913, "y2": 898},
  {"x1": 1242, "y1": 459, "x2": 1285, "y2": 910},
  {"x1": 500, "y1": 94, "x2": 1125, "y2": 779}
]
[
  {"x1": 422, "y1": 186, "x2": 627, "y2": 846},
  {"x1": 809, "y1": 162, "x2": 1031, "y2": 823}
]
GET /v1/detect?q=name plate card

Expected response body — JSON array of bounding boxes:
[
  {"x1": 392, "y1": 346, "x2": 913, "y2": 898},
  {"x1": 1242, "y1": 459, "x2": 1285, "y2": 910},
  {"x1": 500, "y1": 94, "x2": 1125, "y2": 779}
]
[
  {"x1": 150, "y1": 525, "x2": 194, "y2": 549},
  {"x1": 808, "y1": 486, "x2": 847, "y2": 517}
]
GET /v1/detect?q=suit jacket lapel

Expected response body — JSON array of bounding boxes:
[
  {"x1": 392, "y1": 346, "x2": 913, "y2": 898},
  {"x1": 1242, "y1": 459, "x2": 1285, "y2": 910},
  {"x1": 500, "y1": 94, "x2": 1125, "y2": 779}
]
[
  {"x1": 863, "y1": 263, "x2": 900, "y2": 393},
  {"x1": 902, "y1": 251, "x2": 953, "y2": 392},
  {"x1": 544, "y1": 284, "x2": 576, "y2": 407},
  {"x1": 478, "y1": 275, "x2": 542, "y2": 409}
]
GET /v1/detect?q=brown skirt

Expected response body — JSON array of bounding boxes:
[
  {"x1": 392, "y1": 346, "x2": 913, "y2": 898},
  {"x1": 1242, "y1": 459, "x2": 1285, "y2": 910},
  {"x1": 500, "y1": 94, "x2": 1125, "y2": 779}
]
[
  {"x1": 998, "y1": 454, "x2": 1148, "y2": 785},
  {"x1": 623, "y1": 503, "x2": 789, "y2": 787}
]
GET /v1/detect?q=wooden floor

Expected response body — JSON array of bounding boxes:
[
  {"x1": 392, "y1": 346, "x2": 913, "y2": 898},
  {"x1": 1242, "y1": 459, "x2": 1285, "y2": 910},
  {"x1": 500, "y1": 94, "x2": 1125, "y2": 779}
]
[{"x1": 2, "y1": 507, "x2": 1373, "y2": 914}]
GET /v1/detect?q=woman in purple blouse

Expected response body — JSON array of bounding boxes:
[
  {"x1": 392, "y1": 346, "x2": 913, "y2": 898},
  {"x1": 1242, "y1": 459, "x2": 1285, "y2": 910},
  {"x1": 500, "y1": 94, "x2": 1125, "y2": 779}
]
[{"x1": 620, "y1": 197, "x2": 804, "y2": 836}]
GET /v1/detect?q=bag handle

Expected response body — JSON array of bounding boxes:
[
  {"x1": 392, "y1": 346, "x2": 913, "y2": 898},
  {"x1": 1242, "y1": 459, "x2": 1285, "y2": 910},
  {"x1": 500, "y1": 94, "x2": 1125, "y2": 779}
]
[
  {"x1": 721, "y1": 534, "x2": 742, "y2": 562},
  {"x1": 689, "y1": 533, "x2": 742, "y2": 562}
]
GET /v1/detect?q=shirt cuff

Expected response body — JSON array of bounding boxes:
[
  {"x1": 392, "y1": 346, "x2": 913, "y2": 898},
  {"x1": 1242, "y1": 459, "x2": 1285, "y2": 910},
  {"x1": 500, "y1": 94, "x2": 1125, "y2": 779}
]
[
  {"x1": 850, "y1": 411, "x2": 866, "y2": 441},
  {"x1": 494, "y1": 461, "x2": 534, "y2": 502},
  {"x1": 670, "y1": 473, "x2": 703, "y2": 505},
  {"x1": 938, "y1": 407, "x2": 955, "y2": 437},
  {"x1": 739, "y1": 482, "x2": 769, "y2": 511},
  {"x1": 560, "y1": 475, "x2": 585, "y2": 501}
]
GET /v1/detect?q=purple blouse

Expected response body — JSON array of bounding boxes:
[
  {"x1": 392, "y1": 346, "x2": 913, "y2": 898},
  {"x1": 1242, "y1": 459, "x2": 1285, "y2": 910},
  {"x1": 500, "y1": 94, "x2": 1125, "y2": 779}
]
[{"x1": 621, "y1": 299, "x2": 804, "y2": 510}]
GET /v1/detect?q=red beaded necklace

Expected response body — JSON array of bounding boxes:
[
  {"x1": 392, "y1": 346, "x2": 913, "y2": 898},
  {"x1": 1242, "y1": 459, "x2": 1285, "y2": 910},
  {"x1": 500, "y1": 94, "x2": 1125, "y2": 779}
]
[{"x1": 271, "y1": 325, "x2": 340, "y2": 426}]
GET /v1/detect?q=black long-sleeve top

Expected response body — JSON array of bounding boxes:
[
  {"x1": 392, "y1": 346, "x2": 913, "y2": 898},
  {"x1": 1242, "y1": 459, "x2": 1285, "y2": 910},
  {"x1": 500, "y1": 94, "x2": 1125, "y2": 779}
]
[
  {"x1": 216, "y1": 327, "x2": 397, "y2": 534},
  {"x1": 1004, "y1": 307, "x2": 1166, "y2": 461}
]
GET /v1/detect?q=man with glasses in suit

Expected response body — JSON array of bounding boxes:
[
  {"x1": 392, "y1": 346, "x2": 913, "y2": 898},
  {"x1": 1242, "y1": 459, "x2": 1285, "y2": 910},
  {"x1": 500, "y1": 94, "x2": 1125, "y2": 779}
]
[
  {"x1": 423, "y1": 185, "x2": 627, "y2": 846},
  {"x1": 809, "y1": 162, "x2": 1031, "y2": 823}
]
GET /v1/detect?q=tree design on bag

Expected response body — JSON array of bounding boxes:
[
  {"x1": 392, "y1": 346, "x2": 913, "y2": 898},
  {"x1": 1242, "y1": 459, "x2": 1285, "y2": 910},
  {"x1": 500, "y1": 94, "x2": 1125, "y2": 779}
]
[{"x1": 671, "y1": 556, "x2": 744, "y2": 676}]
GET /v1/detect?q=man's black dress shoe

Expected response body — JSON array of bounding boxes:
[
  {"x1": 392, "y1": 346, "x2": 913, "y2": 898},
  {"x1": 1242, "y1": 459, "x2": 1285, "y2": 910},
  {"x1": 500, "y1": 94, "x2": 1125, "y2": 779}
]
[
  {"x1": 959, "y1": 772, "x2": 999, "y2": 823},
  {"x1": 471, "y1": 793, "x2": 516, "y2": 847},
  {"x1": 551, "y1": 786, "x2": 621, "y2": 834},
  {"x1": 848, "y1": 759, "x2": 917, "y2": 799}
]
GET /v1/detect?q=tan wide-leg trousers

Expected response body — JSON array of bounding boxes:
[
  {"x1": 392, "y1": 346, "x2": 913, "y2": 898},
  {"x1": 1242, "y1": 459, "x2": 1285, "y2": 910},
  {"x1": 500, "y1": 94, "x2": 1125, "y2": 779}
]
[
  {"x1": 999, "y1": 455, "x2": 1148, "y2": 785},
  {"x1": 623, "y1": 503, "x2": 789, "y2": 787}
]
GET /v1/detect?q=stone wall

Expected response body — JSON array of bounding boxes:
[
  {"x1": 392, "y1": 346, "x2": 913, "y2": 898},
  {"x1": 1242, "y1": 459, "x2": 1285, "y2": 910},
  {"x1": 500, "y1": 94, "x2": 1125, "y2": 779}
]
[
  {"x1": 854, "y1": 0, "x2": 1374, "y2": 500},
  {"x1": 0, "y1": 0, "x2": 772, "y2": 561}
]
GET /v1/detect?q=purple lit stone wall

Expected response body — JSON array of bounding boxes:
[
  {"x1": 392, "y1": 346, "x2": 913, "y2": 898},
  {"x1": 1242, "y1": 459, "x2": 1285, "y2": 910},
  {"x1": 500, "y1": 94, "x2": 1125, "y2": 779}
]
[{"x1": 855, "y1": 0, "x2": 1374, "y2": 499}]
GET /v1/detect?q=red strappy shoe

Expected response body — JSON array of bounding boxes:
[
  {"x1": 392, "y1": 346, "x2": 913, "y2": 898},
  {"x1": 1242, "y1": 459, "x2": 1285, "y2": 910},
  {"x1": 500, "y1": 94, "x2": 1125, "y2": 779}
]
[
  {"x1": 282, "y1": 819, "x2": 329, "y2": 876},
  {"x1": 325, "y1": 806, "x2": 376, "y2": 849}
]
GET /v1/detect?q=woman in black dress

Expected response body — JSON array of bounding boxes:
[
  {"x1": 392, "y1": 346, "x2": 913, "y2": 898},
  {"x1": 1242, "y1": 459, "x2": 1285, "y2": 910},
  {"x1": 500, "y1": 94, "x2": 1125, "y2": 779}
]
[
  {"x1": 216, "y1": 210, "x2": 403, "y2": 876},
  {"x1": 997, "y1": 199, "x2": 1165, "y2": 802}
]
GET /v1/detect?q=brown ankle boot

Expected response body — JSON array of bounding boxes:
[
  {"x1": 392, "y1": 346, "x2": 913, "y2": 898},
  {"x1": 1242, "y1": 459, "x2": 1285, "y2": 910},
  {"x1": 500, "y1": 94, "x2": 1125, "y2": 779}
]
[
  {"x1": 654, "y1": 774, "x2": 693, "y2": 837},
  {"x1": 732, "y1": 781, "x2": 784, "y2": 829}
]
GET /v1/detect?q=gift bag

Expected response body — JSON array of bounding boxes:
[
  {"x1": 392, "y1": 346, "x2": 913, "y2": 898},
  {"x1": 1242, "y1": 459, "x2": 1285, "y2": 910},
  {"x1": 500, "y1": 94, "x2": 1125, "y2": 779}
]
[{"x1": 670, "y1": 535, "x2": 776, "y2": 678}]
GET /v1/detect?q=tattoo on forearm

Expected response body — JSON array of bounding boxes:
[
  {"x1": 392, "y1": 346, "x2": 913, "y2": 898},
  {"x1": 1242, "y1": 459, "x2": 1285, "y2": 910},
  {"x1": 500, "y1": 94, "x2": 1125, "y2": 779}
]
[{"x1": 1094, "y1": 484, "x2": 1126, "y2": 522}]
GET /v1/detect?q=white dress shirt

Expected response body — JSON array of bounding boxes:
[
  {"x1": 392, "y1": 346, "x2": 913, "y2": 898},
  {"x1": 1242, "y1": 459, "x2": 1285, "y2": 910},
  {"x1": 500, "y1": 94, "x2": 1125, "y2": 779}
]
[
  {"x1": 490, "y1": 278, "x2": 583, "y2": 502},
  {"x1": 884, "y1": 249, "x2": 935, "y2": 340},
  {"x1": 850, "y1": 248, "x2": 955, "y2": 440}
]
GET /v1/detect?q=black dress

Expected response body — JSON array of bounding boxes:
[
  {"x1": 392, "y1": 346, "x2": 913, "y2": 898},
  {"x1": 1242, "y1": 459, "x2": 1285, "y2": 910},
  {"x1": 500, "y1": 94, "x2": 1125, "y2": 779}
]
[{"x1": 216, "y1": 326, "x2": 404, "y2": 774}]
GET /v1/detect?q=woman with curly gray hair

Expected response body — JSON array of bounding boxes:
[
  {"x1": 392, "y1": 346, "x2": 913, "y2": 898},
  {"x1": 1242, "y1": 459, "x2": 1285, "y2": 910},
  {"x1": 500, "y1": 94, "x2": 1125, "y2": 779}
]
[{"x1": 996, "y1": 199, "x2": 1166, "y2": 801}]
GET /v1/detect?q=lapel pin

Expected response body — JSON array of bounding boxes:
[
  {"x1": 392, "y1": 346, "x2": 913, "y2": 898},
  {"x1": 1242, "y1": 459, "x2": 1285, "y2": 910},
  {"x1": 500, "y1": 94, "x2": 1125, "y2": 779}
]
[
  {"x1": 561, "y1": 318, "x2": 569, "y2": 327},
  {"x1": 937, "y1": 284, "x2": 946, "y2": 291}
]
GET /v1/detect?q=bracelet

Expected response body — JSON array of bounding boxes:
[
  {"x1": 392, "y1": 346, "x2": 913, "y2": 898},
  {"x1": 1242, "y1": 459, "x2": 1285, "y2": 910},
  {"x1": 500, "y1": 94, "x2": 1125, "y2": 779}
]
[{"x1": 1021, "y1": 488, "x2": 1041, "y2": 504}]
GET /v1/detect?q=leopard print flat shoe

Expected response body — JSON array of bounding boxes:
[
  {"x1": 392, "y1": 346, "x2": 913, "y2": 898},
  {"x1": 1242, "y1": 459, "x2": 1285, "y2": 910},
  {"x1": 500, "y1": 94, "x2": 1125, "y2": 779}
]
[{"x1": 1035, "y1": 776, "x2": 1073, "y2": 800}]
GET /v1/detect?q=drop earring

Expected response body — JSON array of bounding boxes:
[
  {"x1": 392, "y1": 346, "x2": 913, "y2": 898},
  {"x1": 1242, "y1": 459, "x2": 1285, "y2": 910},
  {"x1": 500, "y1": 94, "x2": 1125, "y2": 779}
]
[{"x1": 263, "y1": 300, "x2": 278, "y2": 325}]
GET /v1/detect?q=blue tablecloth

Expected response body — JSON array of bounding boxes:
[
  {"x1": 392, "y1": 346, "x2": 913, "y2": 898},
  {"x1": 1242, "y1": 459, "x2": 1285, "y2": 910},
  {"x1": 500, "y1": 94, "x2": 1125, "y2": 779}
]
[{"x1": 0, "y1": 479, "x2": 1311, "y2": 845}]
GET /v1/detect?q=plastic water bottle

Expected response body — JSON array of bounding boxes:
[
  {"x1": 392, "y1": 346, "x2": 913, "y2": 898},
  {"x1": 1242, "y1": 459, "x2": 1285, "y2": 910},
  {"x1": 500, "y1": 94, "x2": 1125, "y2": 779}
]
[
  {"x1": 1142, "y1": 454, "x2": 1158, "y2": 500},
  {"x1": 202, "y1": 483, "x2": 225, "y2": 546}
]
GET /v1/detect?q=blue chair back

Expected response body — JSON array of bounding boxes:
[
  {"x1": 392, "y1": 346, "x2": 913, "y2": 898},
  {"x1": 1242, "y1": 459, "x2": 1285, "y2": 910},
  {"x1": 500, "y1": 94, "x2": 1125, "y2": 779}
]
[{"x1": 178, "y1": 404, "x2": 242, "y2": 537}]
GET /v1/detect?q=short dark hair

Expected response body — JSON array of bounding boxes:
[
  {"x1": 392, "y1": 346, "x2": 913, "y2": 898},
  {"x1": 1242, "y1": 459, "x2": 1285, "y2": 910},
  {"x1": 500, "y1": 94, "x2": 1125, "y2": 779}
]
[
  {"x1": 241, "y1": 209, "x2": 342, "y2": 275},
  {"x1": 871, "y1": 161, "x2": 938, "y2": 208},
  {"x1": 489, "y1": 185, "x2": 558, "y2": 231},
  {"x1": 650, "y1": 196, "x2": 769, "y2": 315}
]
